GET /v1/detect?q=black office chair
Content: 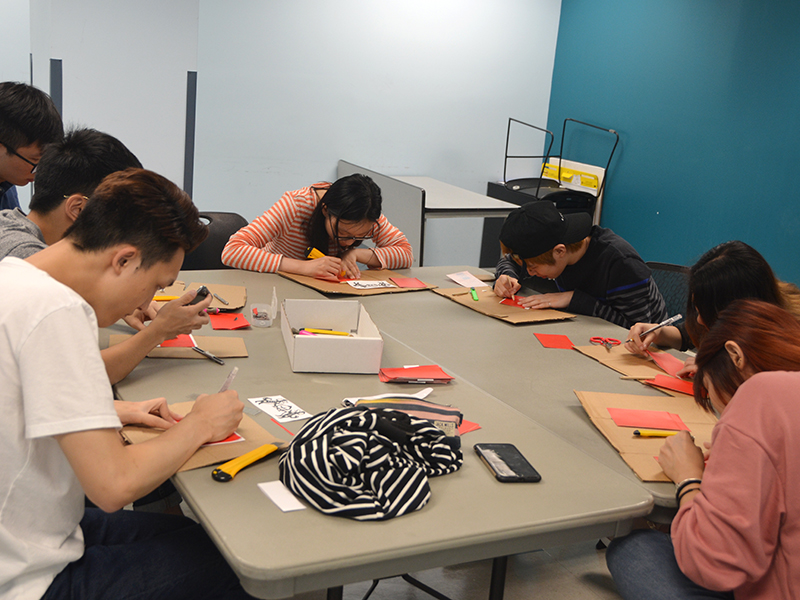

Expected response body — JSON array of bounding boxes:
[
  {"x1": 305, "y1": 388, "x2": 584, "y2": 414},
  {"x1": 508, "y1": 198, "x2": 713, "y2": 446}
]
[
  {"x1": 182, "y1": 211, "x2": 248, "y2": 270},
  {"x1": 647, "y1": 262, "x2": 690, "y2": 318}
]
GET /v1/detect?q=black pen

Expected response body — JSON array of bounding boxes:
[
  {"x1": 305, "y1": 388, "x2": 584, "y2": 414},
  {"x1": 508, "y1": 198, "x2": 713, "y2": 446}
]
[{"x1": 192, "y1": 346, "x2": 225, "y2": 365}]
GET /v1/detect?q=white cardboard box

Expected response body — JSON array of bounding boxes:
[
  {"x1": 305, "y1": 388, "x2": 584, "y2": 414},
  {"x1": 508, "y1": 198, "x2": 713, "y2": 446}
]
[{"x1": 280, "y1": 299, "x2": 384, "y2": 374}]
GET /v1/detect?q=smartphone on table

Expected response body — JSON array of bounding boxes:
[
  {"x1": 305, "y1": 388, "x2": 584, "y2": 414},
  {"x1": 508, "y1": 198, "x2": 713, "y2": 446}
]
[{"x1": 474, "y1": 443, "x2": 541, "y2": 483}]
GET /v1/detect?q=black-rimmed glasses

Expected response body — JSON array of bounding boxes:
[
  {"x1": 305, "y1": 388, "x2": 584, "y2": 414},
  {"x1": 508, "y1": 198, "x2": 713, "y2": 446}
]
[{"x1": 329, "y1": 215, "x2": 380, "y2": 242}]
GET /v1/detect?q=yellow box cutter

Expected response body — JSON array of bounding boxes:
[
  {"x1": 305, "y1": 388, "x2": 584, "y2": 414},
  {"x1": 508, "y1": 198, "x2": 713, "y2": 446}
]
[{"x1": 211, "y1": 443, "x2": 281, "y2": 482}]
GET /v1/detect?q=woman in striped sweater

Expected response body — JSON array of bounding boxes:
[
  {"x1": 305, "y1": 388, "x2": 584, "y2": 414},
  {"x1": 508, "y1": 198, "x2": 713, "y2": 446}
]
[{"x1": 221, "y1": 174, "x2": 412, "y2": 279}]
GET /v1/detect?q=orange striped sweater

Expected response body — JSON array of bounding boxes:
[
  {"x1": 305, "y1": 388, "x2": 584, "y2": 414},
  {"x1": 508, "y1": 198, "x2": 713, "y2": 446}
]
[{"x1": 221, "y1": 183, "x2": 413, "y2": 273}]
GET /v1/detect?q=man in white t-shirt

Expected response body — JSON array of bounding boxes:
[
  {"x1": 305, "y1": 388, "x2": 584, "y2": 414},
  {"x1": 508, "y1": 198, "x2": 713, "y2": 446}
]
[{"x1": 0, "y1": 168, "x2": 254, "y2": 599}]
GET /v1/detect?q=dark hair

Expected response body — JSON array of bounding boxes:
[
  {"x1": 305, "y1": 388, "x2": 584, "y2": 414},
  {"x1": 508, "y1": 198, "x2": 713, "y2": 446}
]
[
  {"x1": 0, "y1": 81, "x2": 63, "y2": 151},
  {"x1": 305, "y1": 174, "x2": 382, "y2": 253},
  {"x1": 694, "y1": 299, "x2": 800, "y2": 410},
  {"x1": 65, "y1": 168, "x2": 208, "y2": 268},
  {"x1": 29, "y1": 128, "x2": 141, "y2": 214},
  {"x1": 685, "y1": 241, "x2": 783, "y2": 346}
]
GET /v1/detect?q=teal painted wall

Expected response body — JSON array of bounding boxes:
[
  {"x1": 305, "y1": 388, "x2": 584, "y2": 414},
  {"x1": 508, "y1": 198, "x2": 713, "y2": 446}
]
[{"x1": 547, "y1": 0, "x2": 800, "y2": 284}]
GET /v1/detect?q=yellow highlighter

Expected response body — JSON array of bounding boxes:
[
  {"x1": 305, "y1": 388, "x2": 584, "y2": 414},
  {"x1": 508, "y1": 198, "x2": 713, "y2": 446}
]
[
  {"x1": 305, "y1": 247, "x2": 346, "y2": 278},
  {"x1": 633, "y1": 429, "x2": 678, "y2": 438},
  {"x1": 211, "y1": 443, "x2": 281, "y2": 482},
  {"x1": 152, "y1": 295, "x2": 180, "y2": 302}
]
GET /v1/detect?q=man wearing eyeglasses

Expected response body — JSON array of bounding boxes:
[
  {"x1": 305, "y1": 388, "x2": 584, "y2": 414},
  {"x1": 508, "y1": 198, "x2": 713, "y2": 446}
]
[{"x1": 0, "y1": 81, "x2": 64, "y2": 211}]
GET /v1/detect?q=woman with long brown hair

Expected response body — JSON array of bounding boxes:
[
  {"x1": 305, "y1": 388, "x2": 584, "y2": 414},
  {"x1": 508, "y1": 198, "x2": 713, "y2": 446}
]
[{"x1": 607, "y1": 299, "x2": 800, "y2": 599}]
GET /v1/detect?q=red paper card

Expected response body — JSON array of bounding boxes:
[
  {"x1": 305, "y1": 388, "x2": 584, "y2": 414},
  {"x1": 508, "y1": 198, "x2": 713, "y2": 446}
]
[
  {"x1": 378, "y1": 365, "x2": 453, "y2": 383},
  {"x1": 648, "y1": 350, "x2": 685, "y2": 377},
  {"x1": 159, "y1": 334, "x2": 194, "y2": 348},
  {"x1": 534, "y1": 333, "x2": 574, "y2": 349},
  {"x1": 389, "y1": 277, "x2": 427, "y2": 288},
  {"x1": 607, "y1": 407, "x2": 689, "y2": 431},
  {"x1": 646, "y1": 374, "x2": 694, "y2": 396},
  {"x1": 209, "y1": 313, "x2": 250, "y2": 330},
  {"x1": 500, "y1": 295, "x2": 526, "y2": 308}
]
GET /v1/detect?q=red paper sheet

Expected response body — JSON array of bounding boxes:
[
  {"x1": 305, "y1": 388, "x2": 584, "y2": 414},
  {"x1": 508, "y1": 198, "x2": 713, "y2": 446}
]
[
  {"x1": 500, "y1": 295, "x2": 526, "y2": 308},
  {"x1": 646, "y1": 374, "x2": 694, "y2": 396},
  {"x1": 159, "y1": 334, "x2": 194, "y2": 348},
  {"x1": 534, "y1": 333, "x2": 574, "y2": 349},
  {"x1": 607, "y1": 407, "x2": 689, "y2": 431},
  {"x1": 389, "y1": 277, "x2": 427, "y2": 288},
  {"x1": 648, "y1": 350, "x2": 685, "y2": 377},
  {"x1": 458, "y1": 420, "x2": 481, "y2": 435},
  {"x1": 378, "y1": 365, "x2": 453, "y2": 383},
  {"x1": 209, "y1": 313, "x2": 250, "y2": 330}
]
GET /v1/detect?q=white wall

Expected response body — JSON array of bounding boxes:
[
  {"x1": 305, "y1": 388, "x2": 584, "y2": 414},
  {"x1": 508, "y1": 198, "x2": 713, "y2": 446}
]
[
  {"x1": 194, "y1": 0, "x2": 562, "y2": 266},
  {"x1": 28, "y1": 0, "x2": 199, "y2": 188},
  {"x1": 1, "y1": 0, "x2": 34, "y2": 208}
]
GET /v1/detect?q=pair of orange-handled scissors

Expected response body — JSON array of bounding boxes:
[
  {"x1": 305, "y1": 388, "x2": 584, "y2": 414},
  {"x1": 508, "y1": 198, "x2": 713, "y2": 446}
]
[{"x1": 590, "y1": 336, "x2": 621, "y2": 352}]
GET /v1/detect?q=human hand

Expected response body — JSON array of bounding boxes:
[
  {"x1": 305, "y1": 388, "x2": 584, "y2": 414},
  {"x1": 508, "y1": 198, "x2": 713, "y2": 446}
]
[
  {"x1": 303, "y1": 255, "x2": 343, "y2": 281},
  {"x1": 493, "y1": 274, "x2": 521, "y2": 298},
  {"x1": 624, "y1": 322, "x2": 658, "y2": 356},
  {"x1": 123, "y1": 301, "x2": 160, "y2": 332},
  {"x1": 114, "y1": 397, "x2": 180, "y2": 429},
  {"x1": 186, "y1": 390, "x2": 244, "y2": 443},
  {"x1": 658, "y1": 431, "x2": 705, "y2": 483},
  {"x1": 677, "y1": 356, "x2": 697, "y2": 379},
  {"x1": 149, "y1": 290, "x2": 211, "y2": 343},
  {"x1": 517, "y1": 291, "x2": 573, "y2": 310},
  {"x1": 339, "y1": 249, "x2": 362, "y2": 279}
]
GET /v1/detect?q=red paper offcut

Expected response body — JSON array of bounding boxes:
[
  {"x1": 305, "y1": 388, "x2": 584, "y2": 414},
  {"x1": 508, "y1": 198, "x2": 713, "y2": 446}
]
[
  {"x1": 646, "y1": 374, "x2": 694, "y2": 396},
  {"x1": 500, "y1": 296, "x2": 526, "y2": 308},
  {"x1": 159, "y1": 334, "x2": 194, "y2": 348},
  {"x1": 607, "y1": 407, "x2": 689, "y2": 431},
  {"x1": 389, "y1": 277, "x2": 427, "y2": 288},
  {"x1": 458, "y1": 420, "x2": 481, "y2": 435},
  {"x1": 648, "y1": 350, "x2": 685, "y2": 377},
  {"x1": 209, "y1": 313, "x2": 250, "y2": 330},
  {"x1": 534, "y1": 333, "x2": 574, "y2": 349}
]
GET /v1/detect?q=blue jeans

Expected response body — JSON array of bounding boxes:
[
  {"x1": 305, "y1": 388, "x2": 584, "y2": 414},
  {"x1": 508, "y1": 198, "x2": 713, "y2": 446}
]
[
  {"x1": 43, "y1": 508, "x2": 254, "y2": 600},
  {"x1": 606, "y1": 529, "x2": 734, "y2": 600}
]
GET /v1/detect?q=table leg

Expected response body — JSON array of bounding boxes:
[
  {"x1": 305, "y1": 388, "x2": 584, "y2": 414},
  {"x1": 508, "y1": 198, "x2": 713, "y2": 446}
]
[
  {"x1": 326, "y1": 586, "x2": 343, "y2": 600},
  {"x1": 489, "y1": 555, "x2": 508, "y2": 600}
]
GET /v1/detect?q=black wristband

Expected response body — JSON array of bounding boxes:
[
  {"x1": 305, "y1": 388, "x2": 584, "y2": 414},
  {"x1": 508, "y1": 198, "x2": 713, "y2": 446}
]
[{"x1": 675, "y1": 477, "x2": 702, "y2": 504}]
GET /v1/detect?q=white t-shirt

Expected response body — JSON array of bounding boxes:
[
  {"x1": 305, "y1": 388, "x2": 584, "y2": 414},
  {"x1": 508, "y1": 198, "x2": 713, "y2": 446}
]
[{"x1": 0, "y1": 257, "x2": 121, "y2": 600}]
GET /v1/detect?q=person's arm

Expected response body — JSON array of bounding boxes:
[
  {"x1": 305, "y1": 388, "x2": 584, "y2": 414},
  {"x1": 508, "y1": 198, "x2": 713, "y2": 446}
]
[
  {"x1": 363, "y1": 215, "x2": 413, "y2": 269},
  {"x1": 624, "y1": 323, "x2": 683, "y2": 356},
  {"x1": 669, "y1": 423, "x2": 784, "y2": 591},
  {"x1": 221, "y1": 190, "x2": 303, "y2": 273},
  {"x1": 56, "y1": 390, "x2": 243, "y2": 513},
  {"x1": 101, "y1": 290, "x2": 213, "y2": 384},
  {"x1": 570, "y1": 260, "x2": 668, "y2": 328}
]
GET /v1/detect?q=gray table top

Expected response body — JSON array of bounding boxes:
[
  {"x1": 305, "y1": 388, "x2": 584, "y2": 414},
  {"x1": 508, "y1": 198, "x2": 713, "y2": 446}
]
[
  {"x1": 357, "y1": 266, "x2": 687, "y2": 510},
  {"x1": 109, "y1": 268, "x2": 654, "y2": 599}
]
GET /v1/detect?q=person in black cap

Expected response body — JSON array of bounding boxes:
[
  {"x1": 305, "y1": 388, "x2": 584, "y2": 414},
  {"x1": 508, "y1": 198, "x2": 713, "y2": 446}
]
[{"x1": 494, "y1": 201, "x2": 668, "y2": 329}]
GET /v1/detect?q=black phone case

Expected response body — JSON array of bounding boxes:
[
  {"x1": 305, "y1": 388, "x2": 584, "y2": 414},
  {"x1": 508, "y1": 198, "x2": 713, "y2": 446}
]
[
  {"x1": 188, "y1": 285, "x2": 210, "y2": 305},
  {"x1": 474, "y1": 443, "x2": 541, "y2": 483}
]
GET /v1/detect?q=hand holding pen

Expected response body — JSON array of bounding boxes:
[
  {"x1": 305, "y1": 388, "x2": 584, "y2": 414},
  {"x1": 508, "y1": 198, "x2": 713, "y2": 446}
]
[{"x1": 624, "y1": 314, "x2": 683, "y2": 356}]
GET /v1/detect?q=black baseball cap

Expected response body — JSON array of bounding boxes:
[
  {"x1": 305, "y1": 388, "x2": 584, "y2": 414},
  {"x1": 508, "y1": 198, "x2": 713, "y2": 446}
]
[{"x1": 500, "y1": 201, "x2": 592, "y2": 259}]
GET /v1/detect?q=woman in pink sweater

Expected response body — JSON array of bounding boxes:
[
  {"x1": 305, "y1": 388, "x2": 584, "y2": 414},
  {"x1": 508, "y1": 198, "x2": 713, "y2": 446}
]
[
  {"x1": 221, "y1": 173, "x2": 412, "y2": 279},
  {"x1": 607, "y1": 299, "x2": 800, "y2": 599}
]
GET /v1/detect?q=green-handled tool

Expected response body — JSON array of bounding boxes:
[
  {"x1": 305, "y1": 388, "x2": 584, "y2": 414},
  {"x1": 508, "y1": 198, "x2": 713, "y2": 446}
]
[{"x1": 211, "y1": 443, "x2": 281, "y2": 482}]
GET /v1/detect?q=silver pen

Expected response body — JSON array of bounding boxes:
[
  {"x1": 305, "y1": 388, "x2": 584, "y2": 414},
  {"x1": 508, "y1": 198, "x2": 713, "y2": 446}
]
[
  {"x1": 218, "y1": 367, "x2": 239, "y2": 392},
  {"x1": 625, "y1": 314, "x2": 683, "y2": 344}
]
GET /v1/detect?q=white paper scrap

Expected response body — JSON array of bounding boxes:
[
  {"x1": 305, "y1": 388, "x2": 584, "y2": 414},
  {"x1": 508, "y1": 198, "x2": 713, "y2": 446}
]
[
  {"x1": 446, "y1": 271, "x2": 490, "y2": 288},
  {"x1": 258, "y1": 481, "x2": 306, "y2": 512},
  {"x1": 346, "y1": 279, "x2": 395, "y2": 290},
  {"x1": 248, "y1": 396, "x2": 313, "y2": 422}
]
